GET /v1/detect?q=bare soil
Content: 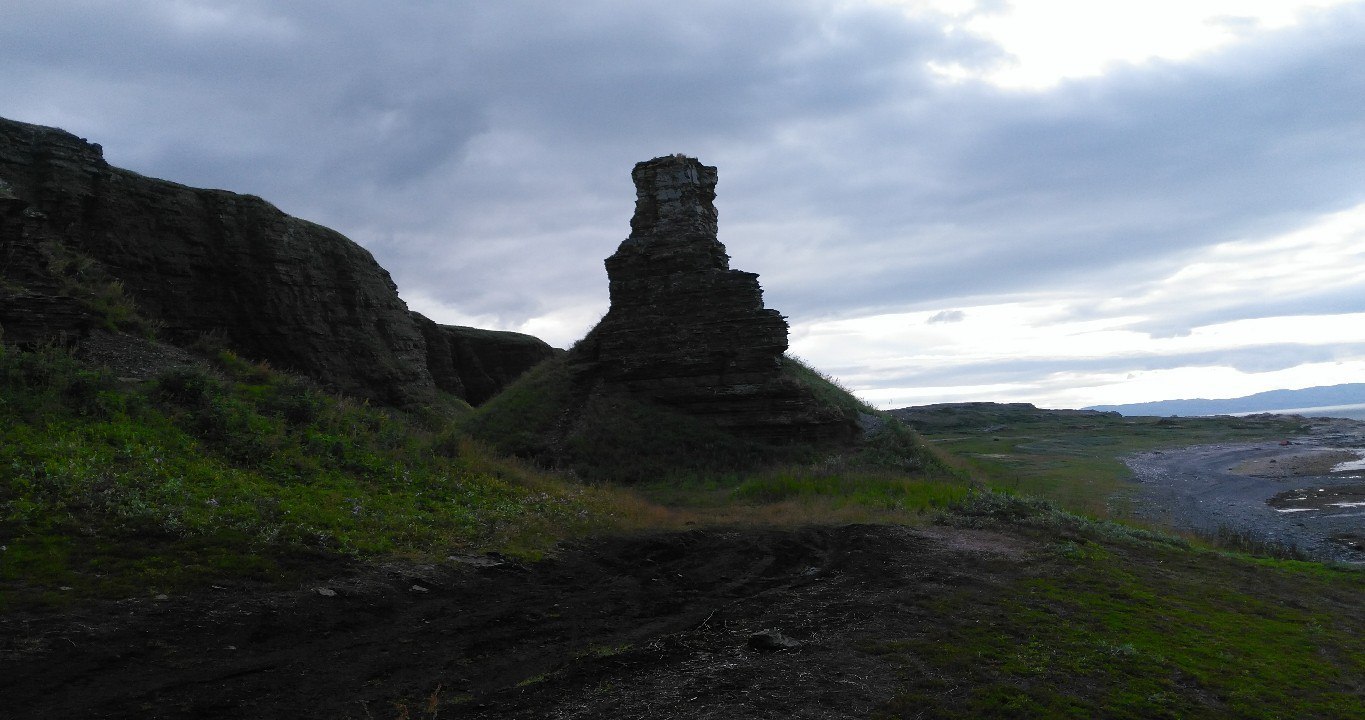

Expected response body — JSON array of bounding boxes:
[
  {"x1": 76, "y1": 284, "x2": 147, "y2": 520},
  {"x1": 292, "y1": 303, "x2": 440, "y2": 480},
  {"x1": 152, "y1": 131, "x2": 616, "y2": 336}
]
[
  {"x1": 1231, "y1": 448, "x2": 1361, "y2": 478},
  {"x1": 0, "y1": 524, "x2": 1031, "y2": 719}
]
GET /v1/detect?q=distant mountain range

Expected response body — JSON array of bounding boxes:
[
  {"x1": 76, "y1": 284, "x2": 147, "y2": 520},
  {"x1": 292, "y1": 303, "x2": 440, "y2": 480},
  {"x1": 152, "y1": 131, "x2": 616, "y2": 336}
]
[{"x1": 1087, "y1": 383, "x2": 1365, "y2": 417}]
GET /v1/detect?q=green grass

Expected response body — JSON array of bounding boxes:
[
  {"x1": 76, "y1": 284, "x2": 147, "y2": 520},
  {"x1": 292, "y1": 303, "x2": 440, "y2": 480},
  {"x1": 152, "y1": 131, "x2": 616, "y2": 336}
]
[
  {"x1": 0, "y1": 344, "x2": 962, "y2": 608},
  {"x1": 0, "y1": 345, "x2": 629, "y2": 608},
  {"x1": 782, "y1": 354, "x2": 878, "y2": 417},
  {"x1": 625, "y1": 420, "x2": 965, "y2": 527},
  {"x1": 456, "y1": 353, "x2": 578, "y2": 464},
  {"x1": 464, "y1": 357, "x2": 781, "y2": 482},
  {"x1": 38, "y1": 238, "x2": 151, "y2": 335},
  {"x1": 730, "y1": 470, "x2": 970, "y2": 511},
  {"x1": 908, "y1": 408, "x2": 1306, "y2": 517},
  {"x1": 868, "y1": 492, "x2": 1365, "y2": 719}
]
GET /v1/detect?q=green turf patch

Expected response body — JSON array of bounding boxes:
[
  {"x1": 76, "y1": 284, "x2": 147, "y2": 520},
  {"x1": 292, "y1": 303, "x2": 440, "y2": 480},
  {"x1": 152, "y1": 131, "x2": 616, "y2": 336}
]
[
  {"x1": 904, "y1": 405, "x2": 1306, "y2": 517},
  {"x1": 0, "y1": 345, "x2": 616, "y2": 608},
  {"x1": 871, "y1": 495, "x2": 1365, "y2": 719}
]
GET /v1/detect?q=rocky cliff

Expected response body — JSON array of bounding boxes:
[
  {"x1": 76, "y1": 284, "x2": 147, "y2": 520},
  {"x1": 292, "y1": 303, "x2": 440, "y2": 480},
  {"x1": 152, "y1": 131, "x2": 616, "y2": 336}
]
[
  {"x1": 572, "y1": 155, "x2": 854, "y2": 441},
  {"x1": 412, "y1": 313, "x2": 558, "y2": 406},
  {"x1": 0, "y1": 116, "x2": 551, "y2": 406}
]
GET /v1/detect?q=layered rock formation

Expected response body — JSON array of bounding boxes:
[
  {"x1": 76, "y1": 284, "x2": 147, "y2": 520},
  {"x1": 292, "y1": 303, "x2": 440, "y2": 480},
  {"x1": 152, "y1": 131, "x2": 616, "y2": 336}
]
[
  {"x1": 412, "y1": 313, "x2": 557, "y2": 406},
  {"x1": 0, "y1": 116, "x2": 551, "y2": 406},
  {"x1": 574, "y1": 155, "x2": 854, "y2": 441}
]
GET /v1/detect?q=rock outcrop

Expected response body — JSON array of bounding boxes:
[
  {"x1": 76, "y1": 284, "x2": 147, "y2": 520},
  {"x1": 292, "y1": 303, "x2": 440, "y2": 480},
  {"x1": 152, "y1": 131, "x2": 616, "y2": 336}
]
[
  {"x1": 573, "y1": 155, "x2": 854, "y2": 441},
  {"x1": 412, "y1": 312, "x2": 556, "y2": 405},
  {"x1": 0, "y1": 116, "x2": 548, "y2": 406}
]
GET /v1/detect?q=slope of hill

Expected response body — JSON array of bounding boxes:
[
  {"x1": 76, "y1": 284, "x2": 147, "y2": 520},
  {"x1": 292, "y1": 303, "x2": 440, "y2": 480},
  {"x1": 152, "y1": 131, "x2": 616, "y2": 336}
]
[{"x1": 1088, "y1": 383, "x2": 1365, "y2": 417}]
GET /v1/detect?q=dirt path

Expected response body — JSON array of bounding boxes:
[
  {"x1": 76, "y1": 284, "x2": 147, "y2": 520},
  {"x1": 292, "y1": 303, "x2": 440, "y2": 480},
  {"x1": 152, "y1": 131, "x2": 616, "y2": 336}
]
[
  {"x1": 1124, "y1": 420, "x2": 1365, "y2": 562},
  {"x1": 0, "y1": 524, "x2": 1030, "y2": 719}
]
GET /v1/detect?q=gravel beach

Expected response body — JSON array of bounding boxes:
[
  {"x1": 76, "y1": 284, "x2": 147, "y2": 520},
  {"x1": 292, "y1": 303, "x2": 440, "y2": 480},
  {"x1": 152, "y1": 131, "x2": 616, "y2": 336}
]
[{"x1": 1125, "y1": 418, "x2": 1365, "y2": 563}]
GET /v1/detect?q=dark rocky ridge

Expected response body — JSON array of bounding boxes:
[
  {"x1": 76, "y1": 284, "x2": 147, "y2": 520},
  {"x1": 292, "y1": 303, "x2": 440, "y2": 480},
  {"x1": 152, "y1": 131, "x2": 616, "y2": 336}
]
[
  {"x1": 0, "y1": 116, "x2": 552, "y2": 406},
  {"x1": 411, "y1": 312, "x2": 559, "y2": 406},
  {"x1": 572, "y1": 155, "x2": 854, "y2": 441},
  {"x1": 890, "y1": 402, "x2": 1120, "y2": 431}
]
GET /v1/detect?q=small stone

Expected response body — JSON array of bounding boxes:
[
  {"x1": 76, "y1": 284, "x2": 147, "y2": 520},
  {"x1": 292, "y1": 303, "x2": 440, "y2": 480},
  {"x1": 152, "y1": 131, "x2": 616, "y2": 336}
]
[
  {"x1": 154, "y1": 593, "x2": 169, "y2": 601},
  {"x1": 447, "y1": 554, "x2": 505, "y2": 568},
  {"x1": 410, "y1": 584, "x2": 429, "y2": 593},
  {"x1": 316, "y1": 587, "x2": 337, "y2": 597},
  {"x1": 748, "y1": 628, "x2": 801, "y2": 652}
]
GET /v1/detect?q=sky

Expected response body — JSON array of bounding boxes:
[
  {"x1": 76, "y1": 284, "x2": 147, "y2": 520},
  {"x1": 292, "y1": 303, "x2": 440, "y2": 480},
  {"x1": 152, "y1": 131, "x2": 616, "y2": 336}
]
[{"x1": 3, "y1": 0, "x2": 1365, "y2": 409}]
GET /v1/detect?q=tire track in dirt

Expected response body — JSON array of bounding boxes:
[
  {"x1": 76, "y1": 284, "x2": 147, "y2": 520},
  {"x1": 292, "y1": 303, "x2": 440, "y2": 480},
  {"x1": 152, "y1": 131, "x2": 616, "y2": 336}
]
[{"x1": 0, "y1": 525, "x2": 1033, "y2": 719}]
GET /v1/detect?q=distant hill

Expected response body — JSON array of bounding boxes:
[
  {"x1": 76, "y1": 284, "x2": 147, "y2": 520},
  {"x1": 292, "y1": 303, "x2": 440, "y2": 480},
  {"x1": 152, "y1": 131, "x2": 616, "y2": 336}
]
[
  {"x1": 1087, "y1": 383, "x2": 1365, "y2": 417},
  {"x1": 889, "y1": 402, "x2": 1118, "y2": 431}
]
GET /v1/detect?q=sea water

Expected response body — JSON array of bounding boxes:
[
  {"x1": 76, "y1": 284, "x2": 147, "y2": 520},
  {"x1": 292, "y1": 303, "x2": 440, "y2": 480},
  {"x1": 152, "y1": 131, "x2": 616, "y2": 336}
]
[{"x1": 1230, "y1": 402, "x2": 1365, "y2": 421}]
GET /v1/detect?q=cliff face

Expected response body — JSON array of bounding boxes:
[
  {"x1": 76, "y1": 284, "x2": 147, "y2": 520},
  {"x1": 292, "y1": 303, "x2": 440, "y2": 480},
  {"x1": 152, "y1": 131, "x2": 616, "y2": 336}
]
[
  {"x1": 0, "y1": 117, "x2": 547, "y2": 407},
  {"x1": 412, "y1": 313, "x2": 556, "y2": 406},
  {"x1": 574, "y1": 155, "x2": 853, "y2": 441}
]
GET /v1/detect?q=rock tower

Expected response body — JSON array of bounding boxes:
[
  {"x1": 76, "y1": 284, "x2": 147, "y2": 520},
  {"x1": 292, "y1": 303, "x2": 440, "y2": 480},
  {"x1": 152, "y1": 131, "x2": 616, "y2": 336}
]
[{"x1": 576, "y1": 155, "x2": 853, "y2": 441}]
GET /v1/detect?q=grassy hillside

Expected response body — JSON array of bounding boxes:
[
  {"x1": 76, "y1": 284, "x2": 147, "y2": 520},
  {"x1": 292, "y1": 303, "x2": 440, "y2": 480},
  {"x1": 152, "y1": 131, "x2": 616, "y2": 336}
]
[
  {"x1": 0, "y1": 344, "x2": 965, "y2": 609},
  {"x1": 0, "y1": 345, "x2": 644, "y2": 607},
  {"x1": 461, "y1": 352, "x2": 938, "y2": 483}
]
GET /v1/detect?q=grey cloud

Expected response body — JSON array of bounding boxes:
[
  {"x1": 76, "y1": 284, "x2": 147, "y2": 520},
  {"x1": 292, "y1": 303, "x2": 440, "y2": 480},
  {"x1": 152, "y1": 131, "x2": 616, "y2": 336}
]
[
  {"x1": 4, "y1": 0, "x2": 1365, "y2": 365},
  {"x1": 927, "y1": 310, "x2": 966, "y2": 324},
  {"x1": 849, "y1": 343, "x2": 1365, "y2": 394},
  {"x1": 744, "y1": 8, "x2": 1365, "y2": 319},
  {"x1": 1093, "y1": 285, "x2": 1365, "y2": 340}
]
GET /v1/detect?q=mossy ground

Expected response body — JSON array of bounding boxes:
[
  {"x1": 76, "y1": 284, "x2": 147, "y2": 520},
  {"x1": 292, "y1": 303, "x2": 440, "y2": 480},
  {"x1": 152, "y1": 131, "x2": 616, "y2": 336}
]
[{"x1": 865, "y1": 494, "x2": 1365, "y2": 719}]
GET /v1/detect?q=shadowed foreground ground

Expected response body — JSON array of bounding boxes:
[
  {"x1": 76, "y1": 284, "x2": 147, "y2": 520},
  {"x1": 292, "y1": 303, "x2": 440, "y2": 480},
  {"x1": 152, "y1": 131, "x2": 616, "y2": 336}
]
[
  {"x1": 5, "y1": 518, "x2": 1365, "y2": 719},
  {"x1": 6, "y1": 525, "x2": 974, "y2": 719}
]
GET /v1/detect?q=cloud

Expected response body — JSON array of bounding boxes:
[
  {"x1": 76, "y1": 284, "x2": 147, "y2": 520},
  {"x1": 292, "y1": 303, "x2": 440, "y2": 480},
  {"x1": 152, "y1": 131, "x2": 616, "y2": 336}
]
[
  {"x1": 927, "y1": 310, "x2": 966, "y2": 324},
  {"x1": 4, "y1": 1, "x2": 1365, "y2": 403}
]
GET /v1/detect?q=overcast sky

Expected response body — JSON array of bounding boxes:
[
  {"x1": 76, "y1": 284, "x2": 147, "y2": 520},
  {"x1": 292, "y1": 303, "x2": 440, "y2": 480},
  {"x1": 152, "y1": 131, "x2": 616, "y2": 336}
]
[{"x1": 5, "y1": 0, "x2": 1365, "y2": 409}]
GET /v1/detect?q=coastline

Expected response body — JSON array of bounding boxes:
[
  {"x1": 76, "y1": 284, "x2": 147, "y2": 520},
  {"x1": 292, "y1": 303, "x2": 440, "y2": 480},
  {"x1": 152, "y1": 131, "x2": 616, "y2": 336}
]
[{"x1": 1124, "y1": 420, "x2": 1365, "y2": 563}]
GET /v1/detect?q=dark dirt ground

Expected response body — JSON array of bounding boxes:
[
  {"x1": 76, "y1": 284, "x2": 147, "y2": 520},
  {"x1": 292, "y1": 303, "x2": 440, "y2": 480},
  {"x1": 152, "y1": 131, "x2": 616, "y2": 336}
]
[{"x1": 0, "y1": 524, "x2": 1030, "y2": 719}]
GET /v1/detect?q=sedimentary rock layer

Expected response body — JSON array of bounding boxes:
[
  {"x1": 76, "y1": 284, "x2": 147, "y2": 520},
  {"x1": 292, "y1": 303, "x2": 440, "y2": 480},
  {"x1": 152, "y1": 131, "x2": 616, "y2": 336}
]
[
  {"x1": 575, "y1": 155, "x2": 852, "y2": 440},
  {"x1": 412, "y1": 312, "x2": 556, "y2": 405},
  {"x1": 0, "y1": 116, "x2": 547, "y2": 406}
]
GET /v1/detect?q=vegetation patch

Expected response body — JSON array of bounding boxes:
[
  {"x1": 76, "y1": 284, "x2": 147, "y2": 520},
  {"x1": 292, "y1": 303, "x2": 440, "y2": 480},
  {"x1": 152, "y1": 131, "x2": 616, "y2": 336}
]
[
  {"x1": 874, "y1": 501, "x2": 1365, "y2": 719},
  {"x1": 0, "y1": 345, "x2": 635, "y2": 608},
  {"x1": 37, "y1": 238, "x2": 153, "y2": 336},
  {"x1": 782, "y1": 354, "x2": 878, "y2": 417},
  {"x1": 904, "y1": 405, "x2": 1306, "y2": 517}
]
